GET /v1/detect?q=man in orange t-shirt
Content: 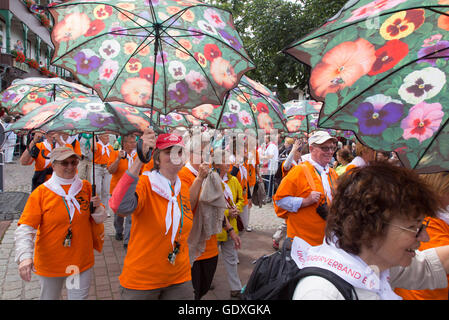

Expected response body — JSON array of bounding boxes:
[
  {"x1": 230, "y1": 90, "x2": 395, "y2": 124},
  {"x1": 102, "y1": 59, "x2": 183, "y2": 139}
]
[
  {"x1": 20, "y1": 132, "x2": 82, "y2": 191},
  {"x1": 273, "y1": 131, "x2": 338, "y2": 246},
  {"x1": 109, "y1": 130, "x2": 197, "y2": 299},
  {"x1": 107, "y1": 134, "x2": 137, "y2": 247}
]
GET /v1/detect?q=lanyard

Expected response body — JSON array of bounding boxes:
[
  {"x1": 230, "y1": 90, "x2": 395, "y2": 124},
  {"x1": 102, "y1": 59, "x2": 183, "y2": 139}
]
[{"x1": 62, "y1": 197, "x2": 73, "y2": 247}]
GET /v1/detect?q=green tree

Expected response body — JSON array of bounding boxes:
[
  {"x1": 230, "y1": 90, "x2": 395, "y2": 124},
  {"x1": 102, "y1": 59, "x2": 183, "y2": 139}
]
[{"x1": 205, "y1": 0, "x2": 347, "y2": 102}]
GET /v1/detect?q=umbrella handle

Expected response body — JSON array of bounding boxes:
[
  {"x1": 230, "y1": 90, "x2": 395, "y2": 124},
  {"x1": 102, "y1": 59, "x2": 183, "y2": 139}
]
[
  {"x1": 90, "y1": 184, "x2": 96, "y2": 214},
  {"x1": 136, "y1": 138, "x2": 152, "y2": 163}
]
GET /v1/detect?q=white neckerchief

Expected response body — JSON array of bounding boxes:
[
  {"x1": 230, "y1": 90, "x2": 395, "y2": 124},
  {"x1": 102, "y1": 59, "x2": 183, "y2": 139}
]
[
  {"x1": 126, "y1": 149, "x2": 137, "y2": 169},
  {"x1": 55, "y1": 135, "x2": 76, "y2": 148},
  {"x1": 239, "y1": 163, "x2": 247, "y2": 180},
  {"x1": 307, "y1": 158, "x2": 333, "y2": 202},
  {"x1": 221, "y1": 174, "x2": 235, "y2": 207},
  {"x1": 349, "y1": 156, "x2": 367, "y2": 168},
  {"x1": 42, "y1": 139, "x2": 53, "y2": 168},
  {"x1": 98, "y1": 140, "x2": 110, "y2": 157},
  {"x1": 437, "y1": 206, "x2": 449, "y2": 226},
  {"x1": 143, "y1": 170, "x2": 182, "y2": 246},
  {"x1": 44, "y1": 172, "x2": 83, "y2": 222},
  {"x1": 185, "y1": 162, "x2": 198, "y2": 177},
  {"x1": 291, "y1": 236, "x2": 401, "y2": 300}
]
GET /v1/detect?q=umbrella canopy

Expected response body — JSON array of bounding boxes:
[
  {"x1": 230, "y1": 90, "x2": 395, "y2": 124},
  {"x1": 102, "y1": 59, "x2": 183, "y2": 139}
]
[
  {"x1": 190, "y1": 76, "x2": 288, "y2": 135},
  {"x1": 283, "y1": 99, "x2": 322, "y2": 117},
  {"x1": 7, "y1": 96, "x2": 159, "y2": 136},
  {"x1": 1, "y1": 77, "x2": 92, "y2": 115},
  {"x1": 49, "y1": 0, "x2": 255, "y2": 116},
  {"x1": 284, "y1": 0, "x2": 449, "y2": 173},
  {"x1": 150, "y1": 110, "x2": 202, "y2": 130}
]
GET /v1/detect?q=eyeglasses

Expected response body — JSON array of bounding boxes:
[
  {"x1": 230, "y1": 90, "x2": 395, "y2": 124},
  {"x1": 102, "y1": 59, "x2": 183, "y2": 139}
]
[
  {"x1": 386, "y1": 219, "x2": 430, "y2": 238},
  {"x1": 57, "y1": 159, "x2": 79, "y2": 167},
  {"x1": 315, "y1": 145, "x2": 337, "y2": 153}
]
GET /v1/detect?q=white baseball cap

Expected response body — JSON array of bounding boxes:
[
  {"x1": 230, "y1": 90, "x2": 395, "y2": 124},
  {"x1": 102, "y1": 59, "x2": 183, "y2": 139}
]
[{"x1": 308, "y1": 131, "x2": 337, "y2": 146}]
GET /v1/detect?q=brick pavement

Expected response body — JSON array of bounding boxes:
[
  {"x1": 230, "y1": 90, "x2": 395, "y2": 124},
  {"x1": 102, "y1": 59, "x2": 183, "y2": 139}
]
[{"x1": 0, "y1": 209, "x2": 277, "y2": 300}]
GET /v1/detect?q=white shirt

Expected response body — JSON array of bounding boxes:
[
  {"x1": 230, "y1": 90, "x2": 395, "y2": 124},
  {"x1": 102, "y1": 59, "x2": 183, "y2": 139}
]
[{"x1": 264, "y1": 142, "x2": 278, "y2": 174}]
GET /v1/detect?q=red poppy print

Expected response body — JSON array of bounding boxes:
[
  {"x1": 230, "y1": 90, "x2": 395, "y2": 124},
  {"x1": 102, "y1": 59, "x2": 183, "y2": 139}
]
[
  {"x1": 368, "y1": 40, "x2": 409, "y2": 76},
  {"x1": 85, "y1": 19, "x2": 105, "y2": 37},
  {"x1": 256, "y1": 102, "x2": 269, "y2": 113},
  {"x1": 139, "y1": 67, "x2": 159, "y2": 84},
  {"x1": 204, "y1": 44, "x2": 222, "y2": 61}
]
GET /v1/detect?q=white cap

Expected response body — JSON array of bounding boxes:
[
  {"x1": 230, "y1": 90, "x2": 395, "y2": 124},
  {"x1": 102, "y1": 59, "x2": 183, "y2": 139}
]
[{"x1": 308, "y1": 131, "x2": 337, "y2": 146}]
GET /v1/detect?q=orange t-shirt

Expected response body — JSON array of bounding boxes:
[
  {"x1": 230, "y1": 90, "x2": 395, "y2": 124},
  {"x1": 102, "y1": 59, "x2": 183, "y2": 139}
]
[
  {"x1": 281, "y1": 159, "x2": 299, "y2": 178},
  {"x1": 107, "y1": 150, "x2": 138, "y2": 194},
  {"x1": 142, "y1": 157, "x2": 154, "y2": 172},
  {"x1": 247, "y1": 152, "x2": 259, "y2": 187},
  {"x1": 178, "y1": 166, "x2": 219, "y2": 261},
  {"x1": 344, "y1": 164, "x2": 357, "y2": 173},
  {"x1": 273, "y1": 161, "x2": 338, "y2": 246},
  {"x1": 395, "y1": 217, "x2": 449, "y2": 300},
  {"x1": 18, "y1": 180, "x2": 97, "y2": 277},
  {"x1": 93, "y1": 142, "x2": 114, "y2": 166},
  {"x1": 118, "y1": 173, "x2": 194, "y2": 290}
]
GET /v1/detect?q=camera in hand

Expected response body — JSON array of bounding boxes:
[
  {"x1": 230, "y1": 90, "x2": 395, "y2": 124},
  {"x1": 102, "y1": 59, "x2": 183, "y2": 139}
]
[{"x1": 316, "y1": 202, "x2": 329, "y2": 220}]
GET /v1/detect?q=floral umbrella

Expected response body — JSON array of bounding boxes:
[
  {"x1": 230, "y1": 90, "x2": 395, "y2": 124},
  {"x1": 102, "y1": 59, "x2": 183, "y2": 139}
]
[
  {"x1": 1, "y1": 77, "x2": 93, "y2": 115},
  {"x1": 190, "y1": 76, "x2": 288, "y2": 135},
  {"x1": 48, "y1": 0, "x2": 254, "y2": 118},
  {"x1": 283, "y1": 0, "x2": 449, "y2": 173},
  {"x1": 7, "y1": 96, "x2": 162, "y2": 197}
]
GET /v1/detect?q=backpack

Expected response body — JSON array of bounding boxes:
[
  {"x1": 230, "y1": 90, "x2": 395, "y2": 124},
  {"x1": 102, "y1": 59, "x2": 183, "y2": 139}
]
[{"x1": 242, "y1": 238, "x2": 358, "y2": 300}]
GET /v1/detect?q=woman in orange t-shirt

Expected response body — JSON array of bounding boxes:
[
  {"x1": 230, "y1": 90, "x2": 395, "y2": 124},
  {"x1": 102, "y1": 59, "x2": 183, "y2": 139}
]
[
  {"x1": 15, "y1": 147, "x2": 106, "y2": 300},
  {"x1": 110, "y1": 129, "x2": 197, "y2": 299}
]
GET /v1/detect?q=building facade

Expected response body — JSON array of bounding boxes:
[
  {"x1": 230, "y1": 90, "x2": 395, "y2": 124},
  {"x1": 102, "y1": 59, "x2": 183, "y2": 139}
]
[{"x1": 0, "y1": 0, "x2": 72, "y2": 90}]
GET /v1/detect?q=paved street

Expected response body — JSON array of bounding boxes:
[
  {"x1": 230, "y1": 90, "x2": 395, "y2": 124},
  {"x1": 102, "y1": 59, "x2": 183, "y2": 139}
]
[{"x1": 0, "y1": 160, "x2": 284, "y2": 300}]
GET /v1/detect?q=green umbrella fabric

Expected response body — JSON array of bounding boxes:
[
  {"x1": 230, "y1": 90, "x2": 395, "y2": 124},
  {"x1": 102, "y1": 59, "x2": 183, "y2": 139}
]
[
  {"x1": 284, "y1": 0, "x2": 449, "y2": 173},
  {"x1": 190, "y1": 76, "x2": 288, "y2": 134},
  {"x1": 1, "y1": 77, "x2": 92, "y2": 115},
  {"x1": 151, "y1": 110, "x2": 202, "y2": 130},
  {"x1": 49, "y1": 0, "x2": 254, "y2": 116},
  {"x1": 283, "y1": 99, "x2": 322, "y2": 117},
  {"x1": 8, "y1": 96, "x2": 159, "y2": 136}
]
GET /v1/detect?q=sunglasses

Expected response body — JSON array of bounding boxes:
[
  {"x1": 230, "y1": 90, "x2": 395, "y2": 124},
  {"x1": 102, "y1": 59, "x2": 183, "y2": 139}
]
[
  {"x1": 387, "y1": 219, "x2": 430, "y2": 238},
  {"x1": 315, "y1": 145, "x2": 337, "y2": 153},
  {"x1": 56, "y1": 159, "x2": 79, "y2": 167}
]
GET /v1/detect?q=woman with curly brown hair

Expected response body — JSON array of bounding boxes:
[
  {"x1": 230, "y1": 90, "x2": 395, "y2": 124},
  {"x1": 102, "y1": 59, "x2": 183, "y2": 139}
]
[{"x1": 292, "y1": 162, "x2": 449, "y2": 300}]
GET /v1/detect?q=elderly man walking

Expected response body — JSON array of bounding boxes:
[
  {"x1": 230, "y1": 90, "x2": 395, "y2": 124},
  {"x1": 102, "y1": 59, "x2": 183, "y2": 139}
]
[{"x1": 273, "y1": 131, "x2": 338, "y2": 246}]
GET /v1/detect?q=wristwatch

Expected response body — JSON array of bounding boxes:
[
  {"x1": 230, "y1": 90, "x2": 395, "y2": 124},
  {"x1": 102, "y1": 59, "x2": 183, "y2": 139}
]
[{"x1": 226, "y1": 227, "x2": 234, "y2": 234}]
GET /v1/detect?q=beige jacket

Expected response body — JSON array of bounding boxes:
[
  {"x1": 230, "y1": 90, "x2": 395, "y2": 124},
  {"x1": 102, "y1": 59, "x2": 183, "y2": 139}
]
[{"x1": 293, "y1": 248, "x2": 447, "y2": 300}]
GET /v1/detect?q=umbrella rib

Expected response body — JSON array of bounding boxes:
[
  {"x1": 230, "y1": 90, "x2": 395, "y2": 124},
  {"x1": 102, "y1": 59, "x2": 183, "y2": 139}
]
[
  {"x1": 412, "y1": 116, "x2": 449, "y2": 171},
  {"x1": 156, "y1": 34, "x2": 170, "y2": 116},
  {"x1": 102, "y1": 33, "x2": 157, "y2": 101},
  {"x1": 237, "y1": 87, "x2": 261, "y2": 132},
  {"x1": 215, "y1": 92, "x2": 231, "y2": 130},
  {"x1": 167, "y1": 25, "x2": 254, "y2": 64},
  {"x1": 320, "y1": 46, "x2": 449, "y2": 127}
]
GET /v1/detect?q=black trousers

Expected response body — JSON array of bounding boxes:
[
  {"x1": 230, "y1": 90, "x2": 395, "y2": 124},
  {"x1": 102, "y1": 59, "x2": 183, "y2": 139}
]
[{"x1": 191, "y1": 255, "x2": 219, "y2": 300}]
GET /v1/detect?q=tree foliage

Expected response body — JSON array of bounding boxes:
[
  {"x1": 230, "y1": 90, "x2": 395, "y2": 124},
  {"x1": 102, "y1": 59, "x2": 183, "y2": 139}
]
[{"x1": 204, "y1": 0, "x2": 347, "y2": 102}]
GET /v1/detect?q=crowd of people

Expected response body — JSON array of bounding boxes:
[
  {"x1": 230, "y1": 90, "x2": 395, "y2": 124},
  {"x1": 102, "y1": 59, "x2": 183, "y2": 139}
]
[{"x1": 3, "y1": 115, "x2": 449, "y2": 300}]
